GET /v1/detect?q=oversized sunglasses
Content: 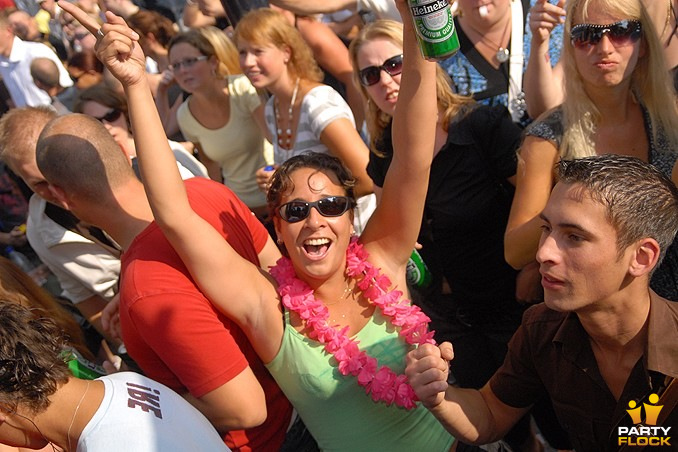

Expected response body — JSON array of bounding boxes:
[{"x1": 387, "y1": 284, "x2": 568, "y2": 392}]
[
  {"x1": 93, "y1": 109, "x2": 123, "y2": 123},
  {"x1": 170, "y1": 55, "x2": 208, "y2": 71},
  {"x1": 570, "y1": 19, "x2": 641, "y2": 49},
  {"x1": 358, "y1": 54, "x2": 404, "y2": 86},
  {"x1": 278, "y1": 196, "x2": 355, "y2": 223}
]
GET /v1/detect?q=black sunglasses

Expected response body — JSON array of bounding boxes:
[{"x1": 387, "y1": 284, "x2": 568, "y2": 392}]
[
  {"x1": 570, "y1": 19, "x2": 641, "y2": 49},
  {"x1": 358, "y1": 54, "x2": 404, "y2": 86},
  {"x1": 93, "y1": 109, "x2": 123, "y2": 123},
  {"x1": 278, "y1": 196, "x2": 355, "y2": 223}
]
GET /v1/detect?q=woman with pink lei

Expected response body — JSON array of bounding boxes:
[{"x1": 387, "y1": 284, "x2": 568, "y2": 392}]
[{"x1": 62, "y1": 0, "x2": 454, "y2": 449}]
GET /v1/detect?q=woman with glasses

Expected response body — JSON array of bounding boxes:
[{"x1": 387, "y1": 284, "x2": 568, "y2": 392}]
[
  {"x1": 74, "y1": 84, "x2": 208, "y2": 180},
  {"x1": 66, "y1": 50, "x2": 104, "y2": 100},
  {"x1": 350, "y1": 19, "x2": 553, "y2": 452},
  {"x1": 504, "y1": 0, "x2": 678, "y2": 299},
  {"x1": 127, "y1": 10, "x2": 185, "y2": 142},
  {"x1": 234, "y1": 8, "x2": 374, "y2": 200},
  {"x1": 167, "y1": 27, "x2": 273, "y2": 221},
  {"x1": 70, "y1": 0, "x2": 453, "y2": 447}
]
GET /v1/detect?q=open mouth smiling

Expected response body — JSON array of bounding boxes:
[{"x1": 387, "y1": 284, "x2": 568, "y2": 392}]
[{"x1": 303, "y1": 237, "x2": 332, "y2": 257}]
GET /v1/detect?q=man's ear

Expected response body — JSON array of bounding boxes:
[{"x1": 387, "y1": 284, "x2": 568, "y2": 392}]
[
  {"x1": 46, "y1": 184, "x2": 71, "y2": 210},
  {"x1": 628, "y1": 238, "x2": 661, "y2": 277}
]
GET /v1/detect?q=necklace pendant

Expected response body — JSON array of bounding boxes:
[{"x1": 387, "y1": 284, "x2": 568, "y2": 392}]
[{"x1": 496, "y1": 48, "x2": 509, "y2": 63}]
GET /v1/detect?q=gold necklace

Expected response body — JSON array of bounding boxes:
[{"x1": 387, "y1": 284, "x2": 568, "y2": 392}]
[
  {"x1": 324, "y1": 278, "x2": 354, "y2": 306},
  {"x1": 67, "y1": 380, "x2": 91, "y2": 452},
  {"x1": 274, "y1": 77, "x2": 300, "y2": 150}
]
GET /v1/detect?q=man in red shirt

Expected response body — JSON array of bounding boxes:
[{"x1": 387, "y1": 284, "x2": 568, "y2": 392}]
[{"x1": 35, "y1": 112, "x2": 304, "y2": 451}]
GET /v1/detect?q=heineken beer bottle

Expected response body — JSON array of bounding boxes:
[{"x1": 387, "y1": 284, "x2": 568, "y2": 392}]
[{"x1": 408, "y1": 0, "x2": 460, "y2": 60}]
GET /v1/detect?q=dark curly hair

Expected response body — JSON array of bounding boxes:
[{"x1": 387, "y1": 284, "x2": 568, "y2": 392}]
[
  {"x1": 266, "y1": 152, "x2": 356, "y2": 221},
  {"x1": 0, "y1": 301, "x2": 71, "y2": 413}
]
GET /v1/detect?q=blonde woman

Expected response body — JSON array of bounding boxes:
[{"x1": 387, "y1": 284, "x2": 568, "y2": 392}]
[
  {"x1": 168, "y1": 27, "x2": 273, "y2": 219},
  {"x1": 235, "y1": 8, "x2": 374, "y2": 198},
  {"x1": 505, "y1": 0, "x2": 678, "y2": 299}
]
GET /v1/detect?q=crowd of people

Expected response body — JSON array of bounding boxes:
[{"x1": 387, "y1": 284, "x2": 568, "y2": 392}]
[{"x1": 0, "y1": 0, "x2": 676, "y2": 451}]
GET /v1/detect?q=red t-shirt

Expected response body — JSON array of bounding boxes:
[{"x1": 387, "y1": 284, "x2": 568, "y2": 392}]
[{"x1": 120, "y1": 178, "x2": 291, "y2": 451}]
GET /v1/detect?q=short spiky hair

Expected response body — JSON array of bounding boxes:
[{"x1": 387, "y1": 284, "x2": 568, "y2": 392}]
[
  {"x1": 558, "y1": 155, "x2": 678, "y2": 264},
  {"x1": 0, "y1": 106, "x2": 56, "y2": 172},
  {"x1": 0, "y1": 301, "x2": 71, "y2": 413}
]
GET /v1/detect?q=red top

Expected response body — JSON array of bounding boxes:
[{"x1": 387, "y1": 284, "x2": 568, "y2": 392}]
[{"x1": 120, "y1": 178, "x2": 291, "y2": 451}]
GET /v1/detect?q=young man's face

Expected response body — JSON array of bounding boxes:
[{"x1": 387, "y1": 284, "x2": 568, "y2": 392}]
[{"x1": 536, "y1": 182, "x2": 636, "y2": 313}]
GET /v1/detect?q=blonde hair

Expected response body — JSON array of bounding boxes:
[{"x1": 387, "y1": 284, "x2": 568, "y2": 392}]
[
  {"x1": 234, "y1": 8, "x2": 323, "y2": 83},
  {"x1": 560, "y1": 0, "x2": 678, "y2": 160},
  {"x1": 349, "y1": 20, "x2": 474, "y2": 155},
  {"x1": 169, "y1": 27, "x2": 240, "y2": 79},
  {"x1": 199, "y1": 26, "x2": 241, "y2": 77}
]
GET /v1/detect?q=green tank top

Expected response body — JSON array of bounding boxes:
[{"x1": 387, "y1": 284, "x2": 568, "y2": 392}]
[{"x1": 266, "y1": 308, "x2": 454, "y2": 451}]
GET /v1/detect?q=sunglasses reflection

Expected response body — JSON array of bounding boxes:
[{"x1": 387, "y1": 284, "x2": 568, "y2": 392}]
[
  {"x1": 278, "y1": 196, "x2": 356, "y2": 223},
  {"x1": 570, "y1": 19, "x2": 642, "y2": 48},
  {"x1": 358, "y1": 54, "x2": 404, "y2": 86}
]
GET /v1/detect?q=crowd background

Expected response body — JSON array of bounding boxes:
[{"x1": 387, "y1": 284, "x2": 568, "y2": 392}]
[{"x1": 0, "y1": 0, "x2": 676, "y2": 450}]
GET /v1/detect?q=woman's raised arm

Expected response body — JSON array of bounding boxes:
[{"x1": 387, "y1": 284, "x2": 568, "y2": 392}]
[
  {"x1": 361, "y1": 1, "x2": 437, "y2": 266},
  {"x1": 504, "y1": 136, "x2": 560, "y2": 269},
  {"x1": 61, "y1": 3, "x2": 277, "y2": 332}
]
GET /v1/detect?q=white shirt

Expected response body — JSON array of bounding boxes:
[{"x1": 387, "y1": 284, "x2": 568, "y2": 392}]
[
  {"x1": 79, "y1": 372, "x2": 230, "y2": 451},
  {"x1": 0, "y1": 37, "x2": 73, "y2": 107},
  {"x1": 26, "y1": 195, "x2": 120, "y2": 304},
  {"x1": 356, "y1": 0, "x2": 400, "y2": 21}
]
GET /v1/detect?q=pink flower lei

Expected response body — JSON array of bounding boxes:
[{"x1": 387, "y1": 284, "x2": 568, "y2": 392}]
[{"x1": 269, "y1": 238, "x2": 436, "y2": 410}]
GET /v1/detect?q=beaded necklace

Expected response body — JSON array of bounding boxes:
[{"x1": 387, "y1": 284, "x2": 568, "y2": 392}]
[
  {"x1": 274, "y1": 77, "x2": 300, "y2": 149},
  {"x1": 270, "y1": 238, "x2": 435, "y2": 410}
]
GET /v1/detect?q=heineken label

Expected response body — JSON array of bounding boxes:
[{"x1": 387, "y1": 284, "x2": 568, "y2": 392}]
[{"x1": 410, "y1": 0, "x2": 454, "y2": 43}]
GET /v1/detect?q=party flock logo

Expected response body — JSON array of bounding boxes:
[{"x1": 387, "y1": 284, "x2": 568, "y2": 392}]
[{"x1": 617, "y1": 393, "x2": 671, "y2": 447}]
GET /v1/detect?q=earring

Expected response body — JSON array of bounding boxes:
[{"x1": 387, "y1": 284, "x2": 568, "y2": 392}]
[{"x1": 276, "y1": 237, "x2": 283, "y2": 245}]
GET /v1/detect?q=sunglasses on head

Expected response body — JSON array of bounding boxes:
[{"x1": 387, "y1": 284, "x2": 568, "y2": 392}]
[
  {"x1": 570, "y1": 19, "x2": 641, "y2": 49},
  {"x1": 278, "y1": 196, "x2": 355, "y2": 223},
  {"x1": 358, "y1": 54, "x2": 404, "y2": 87},
  {"x1": 93, "y1": 109, "x2": 123, "y2": 123}
]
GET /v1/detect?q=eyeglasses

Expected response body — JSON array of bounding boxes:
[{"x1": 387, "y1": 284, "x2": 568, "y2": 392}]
[
  {"x1": 93, "y1": 109, "x2": 123, "y2": 123},
  {"x1": 358, "y1": 54, "x2": 404, "y2": 86},
  {"x1": 570, "y1": 19, "x2": 641, "y2": 49},
  {"x1": 170, "y1": 56, "x2": 209, "y2": 71},
  {"x1": 278, "y1": 196, "x2": 355, "y2": 223}
]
